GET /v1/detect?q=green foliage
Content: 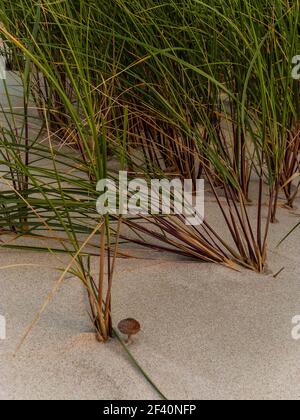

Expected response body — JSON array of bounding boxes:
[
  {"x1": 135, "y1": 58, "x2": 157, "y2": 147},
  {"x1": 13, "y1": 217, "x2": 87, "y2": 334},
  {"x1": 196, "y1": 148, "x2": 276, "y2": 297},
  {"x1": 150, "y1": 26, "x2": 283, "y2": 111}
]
[{"x1": 0, "y1": 0, "x2": 299, "y2": 332}]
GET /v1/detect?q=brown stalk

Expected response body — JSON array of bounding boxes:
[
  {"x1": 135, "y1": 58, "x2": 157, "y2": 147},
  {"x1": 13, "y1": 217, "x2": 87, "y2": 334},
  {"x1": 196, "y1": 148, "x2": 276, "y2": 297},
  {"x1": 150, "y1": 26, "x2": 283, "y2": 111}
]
[
  {"x1": 104, "y1": 218, "x2": 122, "y2": 331},
  {"x1": 97, "y1": 222, "x2": 108, "y2": 342}
]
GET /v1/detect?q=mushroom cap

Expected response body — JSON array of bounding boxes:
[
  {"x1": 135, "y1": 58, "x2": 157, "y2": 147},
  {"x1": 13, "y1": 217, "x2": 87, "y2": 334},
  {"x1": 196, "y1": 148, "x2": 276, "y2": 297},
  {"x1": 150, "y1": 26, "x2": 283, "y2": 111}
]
[{"x1": 118, "y1": 318, "x2": 141, "y2": 336}]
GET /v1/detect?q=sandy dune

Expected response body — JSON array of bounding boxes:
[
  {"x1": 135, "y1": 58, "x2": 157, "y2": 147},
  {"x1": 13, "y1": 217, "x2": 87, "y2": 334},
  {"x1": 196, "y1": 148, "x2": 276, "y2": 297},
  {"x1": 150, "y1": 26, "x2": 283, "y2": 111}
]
[
  {"x1": 0, "y1": 198, "x2": 300, "y2": 400},
  {"x1": 1, "y1": 71, "x2": 300, "y2": 400}
]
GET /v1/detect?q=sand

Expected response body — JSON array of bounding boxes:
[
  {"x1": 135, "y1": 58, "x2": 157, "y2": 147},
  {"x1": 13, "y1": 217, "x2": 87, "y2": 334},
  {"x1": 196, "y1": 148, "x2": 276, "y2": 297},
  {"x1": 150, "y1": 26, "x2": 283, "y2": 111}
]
[
  {"x1": 1, "y1": 72, "x2": 300, "y2": 400},
  {"x1": 0, "y1": 198, "x2": 299, "y2": 400}
]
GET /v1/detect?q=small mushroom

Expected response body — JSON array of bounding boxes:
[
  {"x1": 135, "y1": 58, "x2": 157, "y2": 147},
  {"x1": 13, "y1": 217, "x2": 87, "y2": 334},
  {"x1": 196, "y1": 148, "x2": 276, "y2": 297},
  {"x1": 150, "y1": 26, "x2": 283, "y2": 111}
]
[{"x1": 118, "y1": 318, "x2": 141, "y2": 343}]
